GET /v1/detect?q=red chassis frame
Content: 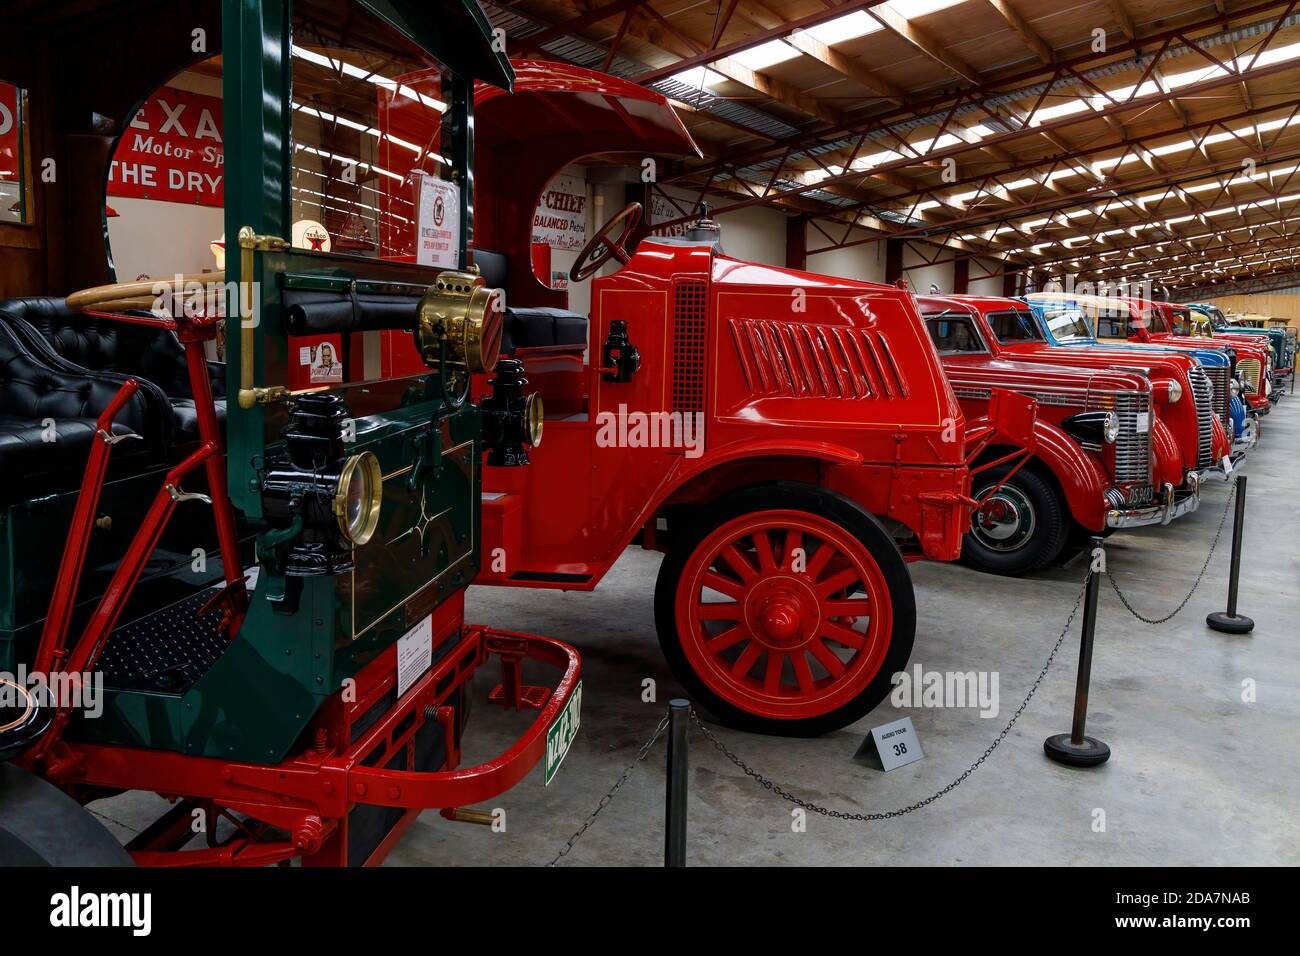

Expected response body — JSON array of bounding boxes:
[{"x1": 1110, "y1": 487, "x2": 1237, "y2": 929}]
[
  {"x1": 64, "y1": 611, "x2": 580, "y2": 867},
  {"x1": 16, "y1": 306, "x2": 581, "y2": 867}
]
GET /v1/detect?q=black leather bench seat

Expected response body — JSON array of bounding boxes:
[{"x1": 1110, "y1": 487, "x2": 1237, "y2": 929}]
[
  {"x1": 505, "y1": 306, "x2": 589, "y2": 350},
  {"x1": 0, "y1": 414, "x2": 138, "y2": 478},
  {"x1": 0, "y1": 319, "x2": 154, "y2": 494},
  {"x1": 0, "y1": 296, "x2": 226, "y2": 452},
  {"x1": 169, "y1": 398, "x2": 227, "y2": 442},
  {"x1": 472, "y1": 249, "x2": 588, "y2": 353}
]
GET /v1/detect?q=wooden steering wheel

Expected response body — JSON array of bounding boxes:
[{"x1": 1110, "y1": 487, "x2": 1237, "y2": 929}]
[
  {"x1": 65, "y1": 273, "x2": 225, "y2": 314},
  {"x1": 569, "y1": 202, "x2": 643, "y2": 283}
]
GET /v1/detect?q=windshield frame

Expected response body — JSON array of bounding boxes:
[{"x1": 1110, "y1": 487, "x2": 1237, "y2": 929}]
[
  {"x1": 922, "y1": 309, "x2": 991, "y2": 356},
  {"x1": 1040, "y1": 307, "x2": 1096, "y2": 343},
  {"x1": 986, "y1": 308, "x2": 1045, "y2": 345}
]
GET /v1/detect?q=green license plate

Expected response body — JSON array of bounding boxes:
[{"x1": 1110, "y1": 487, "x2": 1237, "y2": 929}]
[{"x1": 544, "y1": 679, "x2": 582, "y2": 786}]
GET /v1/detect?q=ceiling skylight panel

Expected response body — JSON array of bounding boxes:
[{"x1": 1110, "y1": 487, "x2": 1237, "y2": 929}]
[
  {"x1": 733, "y1": 40, "x2": 800, "y2": 70},
  {"x1": 802, "y1": 11, "x2": 883, "y2": 44}
]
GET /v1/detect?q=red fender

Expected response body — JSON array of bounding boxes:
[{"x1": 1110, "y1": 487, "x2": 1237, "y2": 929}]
[
  {"x1": 1007, "y1": 420, "x2": 1110, "y2": 532},
  {"x1": 1210, "y1": 414, "x2": 1230, "y2": 461},
  {"x1": 1151, "y1": 416, "x2": 1184, "y2": 488}
]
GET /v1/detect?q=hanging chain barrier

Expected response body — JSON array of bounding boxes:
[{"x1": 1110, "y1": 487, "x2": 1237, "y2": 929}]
[
  {"x1": 1104, "y1": 477, "x2": 1236, "y2": 625},
  {"x1": 545, "y1": 714, "x2": 669, "y2": 867},
  {"x1": 545, "y1": 571, "x2": 1089, "y2": 861},
  {"x1": 691, "y1": 571, "x2": 1091, "y2": 820},
  {"x1": 543, "y1": 474, "x2": 1245, "y2": 857}
]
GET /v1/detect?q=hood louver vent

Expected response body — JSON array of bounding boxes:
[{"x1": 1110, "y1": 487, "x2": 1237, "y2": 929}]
[{"x1": 728, "y1": 318, "x2": 908, "y2": 400}]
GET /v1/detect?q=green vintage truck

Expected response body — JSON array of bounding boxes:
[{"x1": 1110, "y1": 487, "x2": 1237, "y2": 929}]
[{"x1": 0, "y1": 0, "x2": 579, "y2": 866}]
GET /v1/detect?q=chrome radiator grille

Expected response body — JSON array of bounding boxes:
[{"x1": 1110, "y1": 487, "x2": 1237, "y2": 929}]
[
  {"x1": 950, "y1": 382, "x2": 1154, "y2": 483},
  {"x1": 1188, "y1": 365, "x2": 1215, "y2": 467},
  {"x1": 1203, "y1": 365, "x2": 1231, "y2": 437},
  {"x1": 1237, "y1": 357, "x2": 1262, "y2": 392},
  {"x1": 1106, "y1": 391, "x2": 1153, "y2": 483}
]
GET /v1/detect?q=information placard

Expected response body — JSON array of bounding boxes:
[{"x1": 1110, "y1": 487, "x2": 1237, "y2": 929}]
[
  {"x1": 856, "y1": 716, "x2": 924, "y2": 772},
  {"x1": 395, "y1": 614, "x2": 434, "y2": 699},
  {"x1": 416, "y1": 175, "x2": 460, "y2": 268}
]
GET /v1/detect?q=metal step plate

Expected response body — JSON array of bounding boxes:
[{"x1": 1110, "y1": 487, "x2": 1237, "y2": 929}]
[{"x1": 96, "y1": 587, "x2": 229, "y2": 694}]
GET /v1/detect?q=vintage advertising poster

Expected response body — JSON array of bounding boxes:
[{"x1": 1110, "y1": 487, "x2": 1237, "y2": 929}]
[
  {"x1": 532, "y1": 173, "x2": 587, "y2": 251},
  {"x1": 416, "y1": 174, "x2": 460, "y2": 268},
  {"x1": 107, "y1": 85, "x2": 224, "y2": 207},
  {"x1": 1, "y1": 82, "x2": 22, "y2": 220},
  {"x1": 649, "y1": 191, "x2": 690, "y2": 238}
]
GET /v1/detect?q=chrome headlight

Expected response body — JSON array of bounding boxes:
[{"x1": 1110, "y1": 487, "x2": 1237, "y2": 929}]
[
  {"x1": 1061, "y1": 410, "x2": 1119, "y2": 449},
  {"x1": 1230, "y1": 379, "x2": 1241, "y2": 397},
  {"x1": 1154, "y1": 379, "x2": 1182, "y2": 404},
  {"x1": 1103, "y1": 411, "x2": 1120, "y2": 444}
]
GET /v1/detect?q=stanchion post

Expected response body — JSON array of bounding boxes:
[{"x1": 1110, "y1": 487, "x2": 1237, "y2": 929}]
[
  {"x1": 664, "y1": 699, "x2": 689, "y2": 867},
  {"x1": 1207, "y1": 474, "x2": 1255, "y2": 634},
  {"x1": 1044, "y1": 536, "x2": 1111, "y2": 768}
]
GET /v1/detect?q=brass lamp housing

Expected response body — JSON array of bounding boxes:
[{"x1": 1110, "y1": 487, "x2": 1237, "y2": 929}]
[
  {"x1": 524, "y1": 391, "x2": 544, "y2": 447},
  {"x1": 416, "y1": 270, "x2": 504, "y2": 374},
  {"x1": 332, "y1": 451, "x2": 384, "y2": 546}
]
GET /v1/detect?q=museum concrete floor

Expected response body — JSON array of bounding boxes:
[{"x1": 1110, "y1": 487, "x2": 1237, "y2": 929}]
[{"x1": 93, "y1": 400, "x2": 1300, "y2": 866}]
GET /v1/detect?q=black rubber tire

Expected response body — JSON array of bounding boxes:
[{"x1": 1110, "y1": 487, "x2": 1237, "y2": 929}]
[
  {"x1": 962, "y1": 463, "x2": 1067, "y2": 576},
  {"x1": 654, "y1": 482, "x2": 916, "y2": 737},
  {"x1": 0, "y1": 763, "x2": 133, "y2": 866}
]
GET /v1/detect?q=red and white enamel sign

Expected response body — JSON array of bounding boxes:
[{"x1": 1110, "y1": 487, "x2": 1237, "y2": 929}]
[{"x1": 108, "y1": 86, "x2": 224, "y2": 207}]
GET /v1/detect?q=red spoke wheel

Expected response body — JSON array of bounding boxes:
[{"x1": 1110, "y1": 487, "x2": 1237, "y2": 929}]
[{"x1": 655, "y1": 483, "x2": 915, "y2": 736}]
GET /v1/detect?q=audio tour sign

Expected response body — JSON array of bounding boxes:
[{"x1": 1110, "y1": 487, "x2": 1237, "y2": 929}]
[{"x1": 108, "y1": 86, "x2": 224, "y2": 207}]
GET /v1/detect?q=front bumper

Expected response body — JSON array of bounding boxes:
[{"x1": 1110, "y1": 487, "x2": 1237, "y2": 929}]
[
  {"x1": 1196, "y1": 449, "x2": 1246, "y2": 482},
  {"x1": 1106, "y1": 474, "x2": 1201, "y2": 529},
  {"x1": 347, "y1": 628, "x2": 582, "y2": 809}
]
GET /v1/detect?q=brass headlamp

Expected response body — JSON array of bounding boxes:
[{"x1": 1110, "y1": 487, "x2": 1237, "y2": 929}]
[{"x1": 415, "y1": 270, "x2": 504, "y2": 374}]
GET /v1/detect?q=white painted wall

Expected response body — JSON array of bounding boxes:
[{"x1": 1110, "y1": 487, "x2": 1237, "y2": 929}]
[
  {"x1": 805, "y1": 223, "x2": 886, "y2": 283},
  {"x1": 107, "y1": 196, "x2": 224, "y2": 281},
  {"x1": 711, "y1": 203, "x2": 786, "y2": 266},
  {"x1": 968, "y1": 256, "x2": 1007, "y2": 296},
  {"x1": 902, "y1": 245, "x2": 954, "y2": 295}
]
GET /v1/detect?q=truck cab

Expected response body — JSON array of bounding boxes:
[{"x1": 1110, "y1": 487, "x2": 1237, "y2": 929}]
[
  {"x1": 1119, "y1": 298, "x2": 1273, "y2": 414},
  {"x1": 1186, "y1": 302, "x2": 1291, "y2": 396},
  {"x1": 1022, "y1": 291, "x2": 1245, "y2": 464},
  {"x1": 0, "y1": 0, "x2": 580, "y2": 866}
]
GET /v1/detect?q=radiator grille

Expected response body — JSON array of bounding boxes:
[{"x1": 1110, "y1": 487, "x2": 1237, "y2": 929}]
[
  {"x1": 1203, "y1": 365, "x2": 1231, "y2": 437},
  {"x1": 1236, "y1": 357, "x2": 1262, "y2": 393},
  {"x1": 1107, "y1": 391, "x2": 1153, "y2": 484},
  {"x1": 1188, "y1": 365, "x2": 1215, "y2": 467},
  {"x1": 949, "y1": 382, "x2": 1152, "y2": 482},
  {"x1": 728, "y1": 318, "x2": 907, "y2": 399},
  {"x1": 672, "y1": 279, "x2": 708, "y2": 413}
]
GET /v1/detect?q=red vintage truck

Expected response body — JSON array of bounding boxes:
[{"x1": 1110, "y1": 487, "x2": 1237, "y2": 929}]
[
  {"x1": 955, "y1": 294, "x2": 1232, "y2": 484},
  {"x1": 916, "y1": 296, "x2": 1197, "y2": 575},
  {"x1": 1133, "y1": 299, "x2": 1275, "y2": 411},
  {"x1": 382, "y1": 63, "x2": 1036, "y2": 736}
]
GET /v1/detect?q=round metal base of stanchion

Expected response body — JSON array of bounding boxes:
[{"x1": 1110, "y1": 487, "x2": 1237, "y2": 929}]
[
  {"x1": 1043, "y1": 733, "x2": 1110, "y2": 767},
  {"x1": 1206, "y1": 611, "x2": 1255, "y2": 634}
]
